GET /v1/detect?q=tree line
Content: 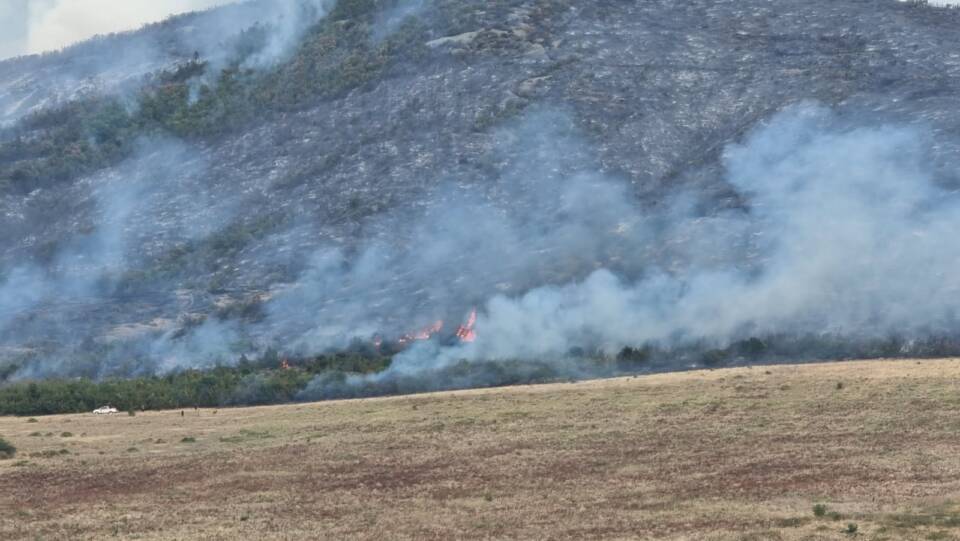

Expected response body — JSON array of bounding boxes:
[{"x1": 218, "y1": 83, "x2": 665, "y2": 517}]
[{"x1": 0, "y1": 351, "x2": 390, "y2": 416}]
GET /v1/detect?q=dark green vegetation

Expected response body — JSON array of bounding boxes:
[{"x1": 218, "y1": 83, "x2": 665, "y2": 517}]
[
  {"x1": 0, "y1": 437, "x2": 14, "y2": 459},
  {"x1": 115, "y1": 211, "x2": 291, "y2": 297},
  {"x1": 0, "y1": 348, "x2": 648, "y2": 416},
  {"x1": 0, "y1": 351, "x2": 389, "y2": 416},
  {"x1": 5, "y1": 332, "x2": 960, "y2": 416},
  {"x1": 0, "y1": 0, "x2": 432, "y2": 197}
]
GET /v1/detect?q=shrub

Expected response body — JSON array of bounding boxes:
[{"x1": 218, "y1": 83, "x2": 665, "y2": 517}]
[
  {"x1": 701, "y1": 349, "x2": 727, "y2": 366},
  {"x1": 616, "y1": 346, "x2": 651, "y2": 369},
  {"x1": 60, "y1": 431, "x2": 73, "y2": 438},
  {"x1": 845, "y1": 522, "x2": 858, "y2": 534},
  {"x1": 0, "y1": 437, "x2": 16, "y2": 459},
  {"x1": 181, "y1": 436, "x2": 197, "y2": 443},
  {"x1": 127, "y1": 410, "x2": 136, "y2": 417},
  {"x1": 29, "y1": 449, "x2": 69, "y2": 458},
  {"x1": 26, "y1": 418, "x2": 38, "y2": 423},
  {"x1": 775, "y1": 517, "x2": 806, "y2": 528},
  {"x1": 814, "y1": 504, "x2": 828, "y2": 517},
  {"x1": 0, "y1": 349, "x2": 393, "y2": 416}
]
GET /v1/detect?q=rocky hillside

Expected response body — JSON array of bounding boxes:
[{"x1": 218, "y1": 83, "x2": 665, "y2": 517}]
[{"x1": 1, "y1": 0, "x2": 960, "y2": 381}]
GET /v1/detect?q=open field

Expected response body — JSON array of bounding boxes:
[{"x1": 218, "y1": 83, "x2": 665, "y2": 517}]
[{"x1": 3, "y1": 359, "x2": 960, "y2": 539}]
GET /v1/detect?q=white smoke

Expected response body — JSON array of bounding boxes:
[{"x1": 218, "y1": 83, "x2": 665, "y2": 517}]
[
  {"x1": 0, "y1": 0, "x2": 29, "y2": 60},
  {"x1": 265, "y1": 109, "x2": 656, "y2": 352},
  {"x1": 296, "y1": 102, "x2": 960, "y2": 390},
  {"x1": 0, "y1": 138, "x2": 244, "y2": 377},
  {"x1": 8, "y1": 100, "x2": 958, "y2": 384},
  {"x1": 464, "y1": 106, "x2": 960, "y2": 351},
  {"x1": 914, "y1": 1, "x2": 960, "y2": 6},
  {"x1": 372, "y1": 0, "x2": 427, "y2": 41},
  {"x1": 1, "y1": 0, "x2": 335, "y2": 75},
  {"x1": 0, "y1": 266, "x2": 50, "y2": 332},
  {"x1": 0, "y1": 0, "x2": 235, "y2": 59}
]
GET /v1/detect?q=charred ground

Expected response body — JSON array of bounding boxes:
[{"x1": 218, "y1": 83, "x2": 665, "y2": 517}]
[{"x1": 1, "y1": 0, "x2": 960, "y2": 384}]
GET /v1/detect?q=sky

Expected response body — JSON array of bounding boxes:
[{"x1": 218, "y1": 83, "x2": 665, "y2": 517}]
[
  {"x1": 1, "y1": 1, "x2": 959, "y2": 61},
  {"x1": 0, "y1": 0, "x2": 236, "y2": 60}
]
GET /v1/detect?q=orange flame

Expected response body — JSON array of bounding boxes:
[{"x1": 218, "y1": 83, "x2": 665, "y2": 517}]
[
  {"x1": 398, "y1": 320, "x2": 444, "y2": 344},
  {"x1": 456, "y1": 309, "x2": 477, "y2": 343}
]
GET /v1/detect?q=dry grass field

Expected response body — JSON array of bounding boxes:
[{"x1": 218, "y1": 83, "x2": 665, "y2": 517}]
[{"x1": 3, "y1": 359, "x2": 960, "y2": 539}]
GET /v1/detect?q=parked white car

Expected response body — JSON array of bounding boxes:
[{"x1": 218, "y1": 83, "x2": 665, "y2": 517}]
[{"x1": 93, "y1": 406, "x2": 118, "y2": 415}]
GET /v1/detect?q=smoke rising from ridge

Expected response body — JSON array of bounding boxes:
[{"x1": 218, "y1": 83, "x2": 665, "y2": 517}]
[
  {"x1": 0, "y1": 137, "x2": 249, "y2": 379},
  {"x1": 372, "y1": 0, "x2": 428, "y2": 41},
  {"x1": 0, "y1": 1, "x2": 29, "y2": 60},
  {"x1": 0, "y1": 0, "x2": 333, "y2": 125},
  {"x1": 4, "y1": 0, "x2": 332, "y2": 63},
  {"x1": 4, "y1": 98, "x2": 960, "y2": 386},
  {"x1": 263, "y1": 109, "x2": 657, "y2": 351},
  {"x1": 289, "y1": 103, "x2": 960, "y2": 396},
  {"x1": 0, "y1": 1, "x2": 235, "y2": 60}
]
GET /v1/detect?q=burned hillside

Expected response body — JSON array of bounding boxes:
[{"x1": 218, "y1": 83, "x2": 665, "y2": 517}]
[{"x1": 1, "y1": 0, "x2": 960, "y2": 389}]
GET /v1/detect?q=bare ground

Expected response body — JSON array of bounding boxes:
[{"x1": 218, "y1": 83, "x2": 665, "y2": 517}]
[{"x1": 3, "y1": 359, "x2": 960, "y2": 539}]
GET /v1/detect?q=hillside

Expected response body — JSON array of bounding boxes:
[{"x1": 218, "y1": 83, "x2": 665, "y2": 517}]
[
  {"x1": 2, "y1": 0, "x2": 960, "y2": 390},
  {"x1": 3, "y1": 359, "x2": 960, "y2": 539}
]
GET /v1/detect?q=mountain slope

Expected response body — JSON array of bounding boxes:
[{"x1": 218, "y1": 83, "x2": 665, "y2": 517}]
[{"x1": 1, "y1": 0, "x2": 960, "y2": 383}]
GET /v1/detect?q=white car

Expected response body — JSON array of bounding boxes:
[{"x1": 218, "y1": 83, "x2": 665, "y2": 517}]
[{"x1": 93, "y1": 406, "x2": 118, "y2": 415}]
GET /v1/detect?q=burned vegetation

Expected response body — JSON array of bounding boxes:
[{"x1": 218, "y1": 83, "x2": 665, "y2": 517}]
[{"x1": 2, "y1": 0, "x2": 960, "y2": 410}]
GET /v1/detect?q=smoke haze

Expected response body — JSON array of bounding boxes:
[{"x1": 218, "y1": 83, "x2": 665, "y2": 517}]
[
  {"x1": 0, "y1": 0, "x2": 235, "y2": 60},
  {"x1": 3, "y1": 0, "x2": 960, "y2": 392},
  {"x1": 0, "y1": 0, "x2": 339, "y2": 126},
  {"x1": 290, "y1": 103, "x2": 960, "y2": 396},
  {"x1": 5, "y1": 95, "x2": 960, "y2": 388}
]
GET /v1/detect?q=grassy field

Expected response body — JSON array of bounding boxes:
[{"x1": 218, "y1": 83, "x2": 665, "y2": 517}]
[{"x1": 3, "y1": 359, "x2": 960, "y2": 539}]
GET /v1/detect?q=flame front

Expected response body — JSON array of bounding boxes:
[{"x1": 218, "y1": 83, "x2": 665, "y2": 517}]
[
  {"x1": 456, "y1": 309, "x2": 477, "y2": 343},
  {"x1": 391, "y1": 309, "x2": 476, "y2": 347},
  {"x1": 398, "y1": 320, "x2": 444, "y2": 345}
]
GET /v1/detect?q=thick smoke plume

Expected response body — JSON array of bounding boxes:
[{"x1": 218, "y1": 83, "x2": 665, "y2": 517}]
[
  {"x1": 0, "y1": 138, "x2": 244, "y2": 379},
  {"x1": 5, "y1": 99, "x2": 960, "y2": 388},
  {"x1": 0, "y1": 0, "x2": 332, "y2": 125},
  {"x1": 289, "y1": 103, "x2": 960, "y2": 397},
  {"x1": 264, "y1": 109, "x2": 655, "y2": 351},
  {"x1": 0, "y1": 1, "x2": 29, "y2": 60},
  {"x1": 0, "y1": 0, "x2": 332, "y2": 61},
  {"x1": 3, "y1": 1, "x2": 232, "y2": 59},
  {"x1": 5, "y1": 4, "x2": 960, "y2": 390}
]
